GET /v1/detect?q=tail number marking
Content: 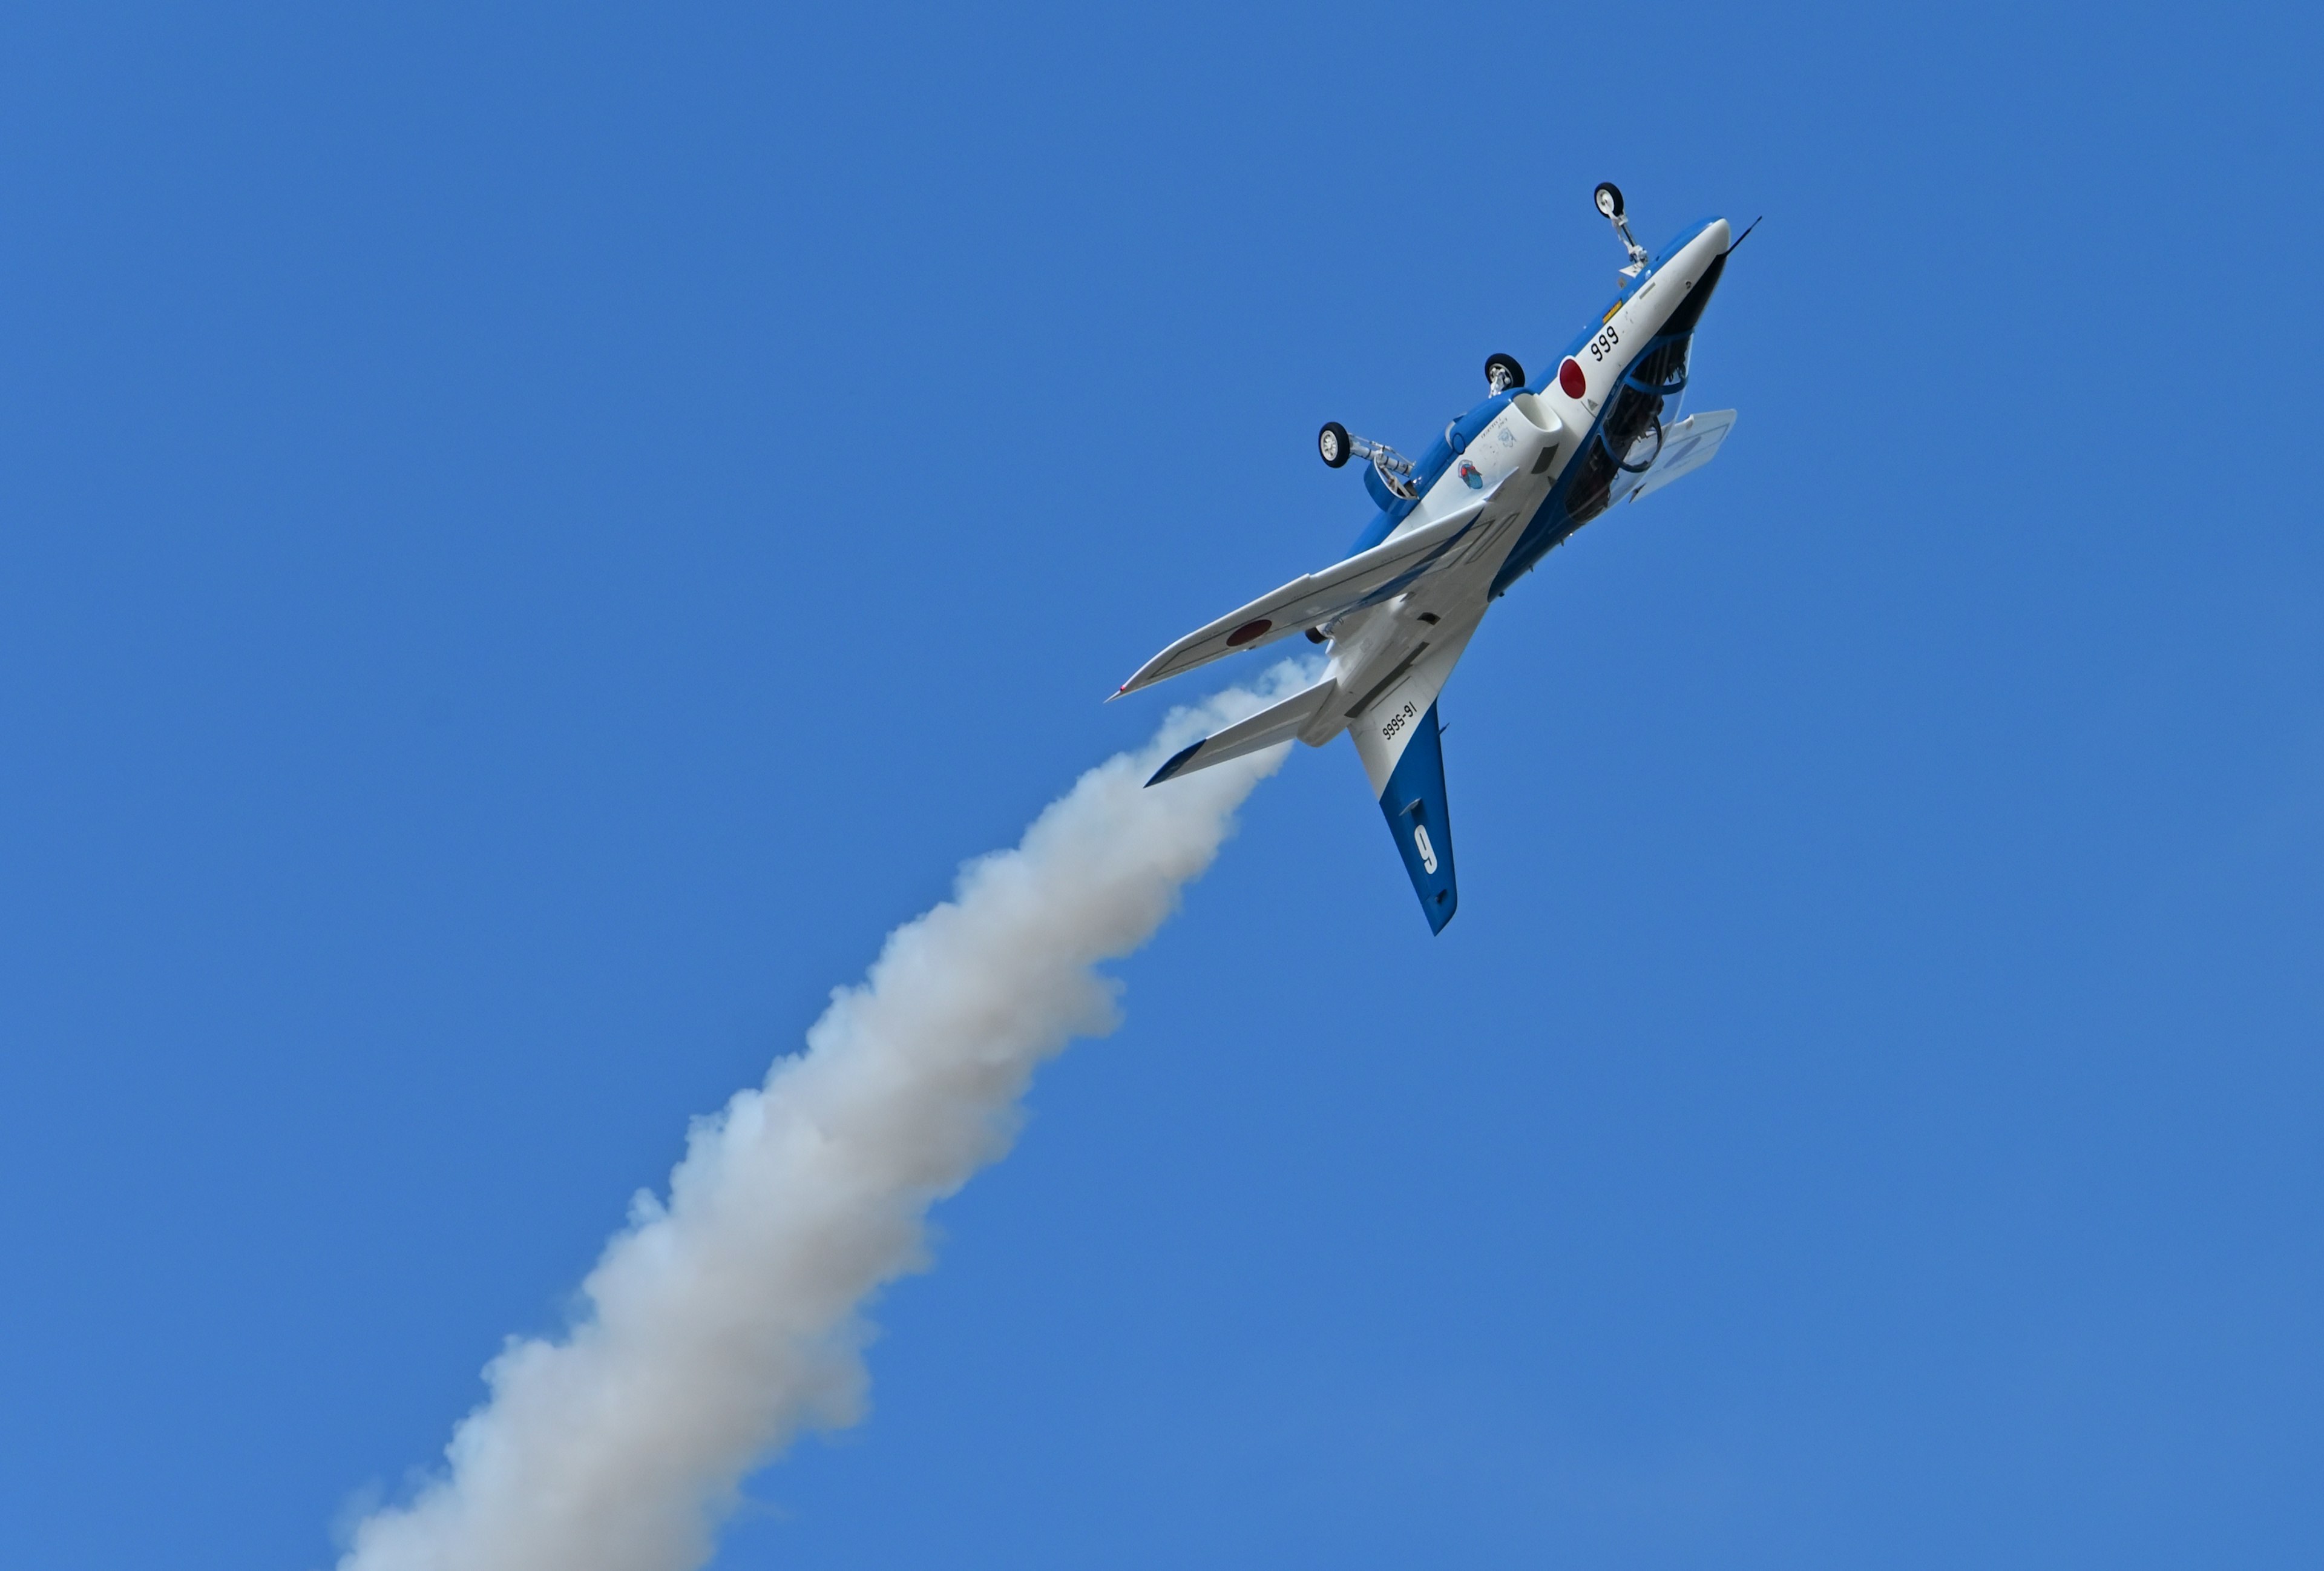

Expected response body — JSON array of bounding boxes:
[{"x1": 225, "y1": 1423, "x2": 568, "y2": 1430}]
[
  {"x1": 1586, "y1": 323, "x2": 1622, "y2": 362},
  {"x1": 1379, "y1": 700, "x2": 1418, "y2": 742},
  {"x1": 1413, "y1": 825, "x2": 1439, "y2": 874}
]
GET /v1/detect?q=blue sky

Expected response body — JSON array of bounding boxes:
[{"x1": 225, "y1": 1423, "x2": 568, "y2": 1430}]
[{"x1": 2, "y1": 2, "x2": 2320, "y2": 1567}]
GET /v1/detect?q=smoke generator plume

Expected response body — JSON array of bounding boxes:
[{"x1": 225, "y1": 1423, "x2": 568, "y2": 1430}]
[{"x1": 335, "y1": 668, "x2": 1313, "y2": 1571}]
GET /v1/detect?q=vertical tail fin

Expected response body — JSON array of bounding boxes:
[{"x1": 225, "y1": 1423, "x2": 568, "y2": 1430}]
[{"x1": 1377, "y1": 702, "x2": 1457, "y2": 934}]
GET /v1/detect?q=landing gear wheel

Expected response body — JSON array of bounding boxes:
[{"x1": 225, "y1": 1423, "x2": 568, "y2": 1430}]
[
  {"x1": 1318, "y1": 421, "x2": 1352, "y2": 468},
  {"x1": 1484, "y1": 353, "x2": 1526, "y2": 394},
  {"x1": 1594, "y1": 181, "x2": 1625, "y2": 220}
]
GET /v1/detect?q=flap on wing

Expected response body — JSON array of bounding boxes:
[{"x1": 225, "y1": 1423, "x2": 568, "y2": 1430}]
[
  {"x1": 1117, "y1": 487, "x2": 1499, "y2": 697},
  {"x1": 1145, "y1": 676, "x2": 1340, "y2": 786},
  {"x1": 1627, "y1": 409, "x2": 1736, "y2": 503}
]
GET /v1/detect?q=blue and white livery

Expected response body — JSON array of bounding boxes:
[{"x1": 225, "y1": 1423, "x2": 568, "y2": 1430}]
[{"x1": 1120, "y1": 186, "x2": 1746, "y2": 933}]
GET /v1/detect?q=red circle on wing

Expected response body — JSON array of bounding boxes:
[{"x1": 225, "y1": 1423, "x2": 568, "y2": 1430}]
[
  {"x1": 1227, "y1": 618, "x2": 1273, "y2": 647},
  {"x1": 1558, "y1": 358, "x2": 1587, "y2": 397}
]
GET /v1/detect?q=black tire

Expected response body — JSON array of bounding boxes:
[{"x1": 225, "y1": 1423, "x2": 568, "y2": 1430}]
[
  {"x1": 1594, "y1": 180, "x2": 1625, "y2": 220},
  {"x1": 1318, "y1": 421, "x2": 1352, "y2": 468},
  {"x1": 1485, "y1": 352, "x2": 1526, "y2": 392}
]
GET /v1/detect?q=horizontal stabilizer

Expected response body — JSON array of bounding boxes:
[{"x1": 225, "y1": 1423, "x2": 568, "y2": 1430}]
[
  {"x1": 1118, "y1": 487, "x2": 1500, "y2": 696},
  {"x1": 1626, "y1": 409, "x2": 1736, "y2": 503},
  {"x1": 1146, "y1": 676, "x2": 1340, "y2": 786}
]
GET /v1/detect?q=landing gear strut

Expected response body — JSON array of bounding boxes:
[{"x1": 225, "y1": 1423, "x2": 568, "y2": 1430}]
[
  {"x1": 1317, "y1": 421, "x2": 1418, "y2": 501},
  {"x1": 1595, "y1": 181, "x2": 1650, "y2": 278},
  {"x1": 1485, "y1": 353, "x2": 1526, "y2": 394}
]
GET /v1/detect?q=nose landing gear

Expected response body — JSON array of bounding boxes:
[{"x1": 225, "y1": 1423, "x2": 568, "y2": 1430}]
[{"x1": 1595, "y1": 181, "x2": 1651, "y2": 278}]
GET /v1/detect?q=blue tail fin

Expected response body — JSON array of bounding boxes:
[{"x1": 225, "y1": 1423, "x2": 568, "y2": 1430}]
[{"x1": 1377, "y1": 702, "x2": 1457, "y2": 934}]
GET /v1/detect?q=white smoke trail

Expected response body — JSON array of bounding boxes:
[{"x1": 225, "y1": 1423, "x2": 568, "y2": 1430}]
[{"x1": 335, "y1": 665, "x2": 1314, "y2": 1571}]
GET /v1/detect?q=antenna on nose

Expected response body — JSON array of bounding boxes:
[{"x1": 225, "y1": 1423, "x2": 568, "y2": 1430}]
[{"x1": 1594, "y1": 181, "x2": 1650, "y2": 278}]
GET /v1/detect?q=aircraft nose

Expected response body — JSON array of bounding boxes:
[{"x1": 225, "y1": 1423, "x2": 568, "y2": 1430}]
[{"x1": 1656, "y1": 217, "x2": 1730, "y2": 280}]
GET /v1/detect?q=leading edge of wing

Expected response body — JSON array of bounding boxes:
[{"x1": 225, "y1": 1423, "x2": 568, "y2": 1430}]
[{"x1": 1112, "y1": 487, "x2": 1499, "y2": 699}]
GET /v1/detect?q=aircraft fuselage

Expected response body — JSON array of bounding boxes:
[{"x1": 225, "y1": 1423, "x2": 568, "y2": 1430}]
[{"x1": 1125, "y1": 204, "x2": 1741, "y2": 932}]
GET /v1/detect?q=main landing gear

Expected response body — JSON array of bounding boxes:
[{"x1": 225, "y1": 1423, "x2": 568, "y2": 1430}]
[
  {"x1": 1485, "y1": 353, "x2": 1525, "y2": 394},
  {"x1": 1318, "y1": 421, "x2": 1419, "y2": 499}
]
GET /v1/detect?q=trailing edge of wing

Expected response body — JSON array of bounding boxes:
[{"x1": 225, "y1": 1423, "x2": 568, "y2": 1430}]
[
  {"x1": 1146, "y1": 676, "x2": 1339, "y2": 786},
  {"x1": 1116, "y1": 489, "x2": 1498, "y2": 697}
]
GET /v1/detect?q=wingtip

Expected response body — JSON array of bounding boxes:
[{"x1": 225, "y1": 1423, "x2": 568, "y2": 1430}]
[{"x1": 1144, "y1": 739, "x2": 1203, "y2": 788}]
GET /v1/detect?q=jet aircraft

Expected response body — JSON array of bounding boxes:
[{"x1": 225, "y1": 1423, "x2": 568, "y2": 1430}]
[{"x1": 1120, "y1": 185, "x2": 1747, "y2": 933}]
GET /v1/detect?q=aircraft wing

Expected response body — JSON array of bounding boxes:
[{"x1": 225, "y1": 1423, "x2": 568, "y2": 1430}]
[
  {"x1": 1625, "y1": 409, "x2": 1736, "y2": 504},
  {"x1": 1144, "y1": 674, "x2": 1339, "y2": 785},
  {"x1": 1116, "y1": 489, "x2": 1497, "y2": 697}
]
